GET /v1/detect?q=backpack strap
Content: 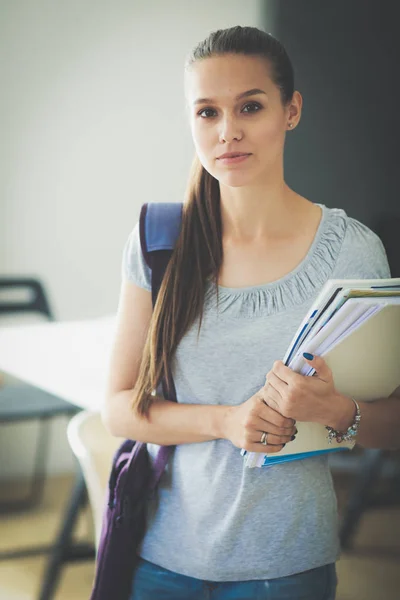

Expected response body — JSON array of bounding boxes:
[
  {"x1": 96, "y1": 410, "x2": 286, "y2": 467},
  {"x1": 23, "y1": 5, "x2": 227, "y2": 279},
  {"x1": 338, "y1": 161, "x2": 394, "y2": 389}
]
[
  {"x1": 139, "y1": 202, "x2": 183, "y2": 308},
  {"x1": 138, "y1": 202, "x2": 183, "y2": 489}
]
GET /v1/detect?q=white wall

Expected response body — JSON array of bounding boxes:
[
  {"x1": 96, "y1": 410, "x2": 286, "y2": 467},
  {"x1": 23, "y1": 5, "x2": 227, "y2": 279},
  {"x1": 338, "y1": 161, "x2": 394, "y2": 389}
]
[{"x1": 0, "y1": 0, "x2": 266, "y2": 479}]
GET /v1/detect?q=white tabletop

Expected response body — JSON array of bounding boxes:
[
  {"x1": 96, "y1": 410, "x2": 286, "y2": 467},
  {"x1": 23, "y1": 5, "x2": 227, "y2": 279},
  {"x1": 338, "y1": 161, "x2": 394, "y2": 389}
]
[{"x1": 0, "y1": 315, "x2": 116, "y2": 411}]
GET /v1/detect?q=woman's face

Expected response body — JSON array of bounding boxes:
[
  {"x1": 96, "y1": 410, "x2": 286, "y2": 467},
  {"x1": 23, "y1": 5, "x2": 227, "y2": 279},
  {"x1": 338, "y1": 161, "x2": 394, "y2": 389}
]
[{"x1": 185, "y1": 53, "x2": 299, "y2": 188}]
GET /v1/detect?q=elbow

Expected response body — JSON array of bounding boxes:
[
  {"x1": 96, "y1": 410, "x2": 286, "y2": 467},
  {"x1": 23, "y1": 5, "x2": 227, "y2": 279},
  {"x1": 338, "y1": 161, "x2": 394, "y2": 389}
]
[
  {"x1": 101, "y1": 400, "x2": 120, "y2": 438},
  {"x1": 101, "y1": 389, "x2": 144, "y2": 440},
  {"x1": 101, "y1": 395, "x2": 130, "y2": 439}
]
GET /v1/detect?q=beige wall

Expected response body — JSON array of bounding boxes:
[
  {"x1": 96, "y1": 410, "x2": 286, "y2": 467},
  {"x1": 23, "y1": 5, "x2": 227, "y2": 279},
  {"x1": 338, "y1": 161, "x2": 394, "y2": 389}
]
[{"x1": 0, "y1": 0, "x2": 266, "y2": 478}]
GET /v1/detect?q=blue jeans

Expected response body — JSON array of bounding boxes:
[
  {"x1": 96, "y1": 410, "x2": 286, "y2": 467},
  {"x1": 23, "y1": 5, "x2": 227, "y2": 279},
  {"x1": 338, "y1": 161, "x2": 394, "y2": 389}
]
[{"x1": 130, "y1": 558, "x2": 337, "y2": 599}]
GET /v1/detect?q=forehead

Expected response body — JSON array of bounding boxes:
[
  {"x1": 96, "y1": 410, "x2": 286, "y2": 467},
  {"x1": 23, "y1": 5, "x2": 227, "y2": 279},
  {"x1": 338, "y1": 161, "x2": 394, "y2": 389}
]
[{"x1": 185, "y1": 54, "x2": 276, "y2": 104}]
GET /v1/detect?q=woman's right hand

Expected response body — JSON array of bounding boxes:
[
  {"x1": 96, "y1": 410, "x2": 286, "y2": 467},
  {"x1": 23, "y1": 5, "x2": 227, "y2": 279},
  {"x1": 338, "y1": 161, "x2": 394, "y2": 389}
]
[{"x1": 223, "y1": 388, "x2": 297, "y2": 453}]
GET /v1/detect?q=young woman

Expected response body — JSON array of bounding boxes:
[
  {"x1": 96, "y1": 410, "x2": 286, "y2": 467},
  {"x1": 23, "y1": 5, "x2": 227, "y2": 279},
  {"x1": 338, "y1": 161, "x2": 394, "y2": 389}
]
[{"x1": 103, "y1": 26, "x2": 399, "y2": 600}]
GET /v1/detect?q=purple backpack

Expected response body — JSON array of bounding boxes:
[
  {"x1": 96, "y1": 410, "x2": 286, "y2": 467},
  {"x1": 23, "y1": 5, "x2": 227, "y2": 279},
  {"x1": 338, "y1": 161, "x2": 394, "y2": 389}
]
[{"x1": 90, "y1": 202, "x2": 183, "y2": 600}]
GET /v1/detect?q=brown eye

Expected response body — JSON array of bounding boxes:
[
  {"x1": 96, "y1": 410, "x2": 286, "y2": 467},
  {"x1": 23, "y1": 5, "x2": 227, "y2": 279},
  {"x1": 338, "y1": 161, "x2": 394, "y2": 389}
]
[
  {"x1": 242, "y1": 102, "x2": 262, "y2": 113},
  {"x1": 198, "y1": 108, "x2": 217, "y2": 118}
]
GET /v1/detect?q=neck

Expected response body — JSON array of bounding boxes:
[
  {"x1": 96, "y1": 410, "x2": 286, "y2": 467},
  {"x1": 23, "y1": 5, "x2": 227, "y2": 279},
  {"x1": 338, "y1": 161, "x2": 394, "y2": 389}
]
[{"x1": 219, "y1": 179, "x2": 308, "y2": 243}]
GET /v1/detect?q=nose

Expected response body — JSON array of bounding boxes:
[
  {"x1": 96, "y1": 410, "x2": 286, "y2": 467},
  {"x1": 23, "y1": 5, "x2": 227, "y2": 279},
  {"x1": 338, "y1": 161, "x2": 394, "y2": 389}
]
[{"x1": 219, "y1": 115, "x2": 243, "y2": 143}]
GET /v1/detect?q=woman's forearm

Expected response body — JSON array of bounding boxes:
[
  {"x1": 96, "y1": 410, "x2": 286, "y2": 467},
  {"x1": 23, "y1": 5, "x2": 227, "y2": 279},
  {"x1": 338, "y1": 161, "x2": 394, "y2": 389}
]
[
  {"x1": 356, "y1": 396, "x2": 400, "y2": 449},
  {"x1": 333, "y1": 393, "x2": 400, "y2": 450},
  {"x1": 102, "y1": 389, "x2": 229, "y2": 445}
]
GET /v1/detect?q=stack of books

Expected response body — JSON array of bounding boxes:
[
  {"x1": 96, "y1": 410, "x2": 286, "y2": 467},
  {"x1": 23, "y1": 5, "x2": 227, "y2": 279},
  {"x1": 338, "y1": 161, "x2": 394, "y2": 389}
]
[{"x1": 242, "y1": 277, "x2": 400, "y2": 468}]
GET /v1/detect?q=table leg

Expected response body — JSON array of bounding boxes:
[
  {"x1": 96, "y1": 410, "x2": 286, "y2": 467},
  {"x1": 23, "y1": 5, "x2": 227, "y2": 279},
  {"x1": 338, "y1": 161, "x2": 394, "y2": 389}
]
[{"x1": 37, "y1": 467, "x2": 95, "y2": 600}]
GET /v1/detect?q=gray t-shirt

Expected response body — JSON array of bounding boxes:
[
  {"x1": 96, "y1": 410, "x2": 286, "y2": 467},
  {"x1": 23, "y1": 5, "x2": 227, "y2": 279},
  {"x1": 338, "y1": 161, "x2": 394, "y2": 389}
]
[{"x1": 122, "y1": 203, "x2": 391, "y2": 581}]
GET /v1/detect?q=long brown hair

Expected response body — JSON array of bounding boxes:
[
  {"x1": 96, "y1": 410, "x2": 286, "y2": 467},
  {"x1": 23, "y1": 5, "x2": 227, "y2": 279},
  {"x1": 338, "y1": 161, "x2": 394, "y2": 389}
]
[{"x1": 133, "y1": 26, "x2": 294, "y2": 416}]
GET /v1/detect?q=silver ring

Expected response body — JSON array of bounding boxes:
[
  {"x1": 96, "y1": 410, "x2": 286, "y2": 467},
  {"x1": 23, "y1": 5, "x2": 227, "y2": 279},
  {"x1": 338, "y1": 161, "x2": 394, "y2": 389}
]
[{"x1": 260, "y1": 431, "x2": 268, "y2": 446}]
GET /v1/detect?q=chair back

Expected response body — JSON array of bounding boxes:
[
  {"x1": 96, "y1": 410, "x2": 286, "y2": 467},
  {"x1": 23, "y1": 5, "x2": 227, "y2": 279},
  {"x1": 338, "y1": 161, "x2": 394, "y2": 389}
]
[
  {"x1": 67, "y1": 411, "x2": 122, "y2": 548},
  {"x1": 0, "y1": 277, "x2": 54, "y2": 319}
]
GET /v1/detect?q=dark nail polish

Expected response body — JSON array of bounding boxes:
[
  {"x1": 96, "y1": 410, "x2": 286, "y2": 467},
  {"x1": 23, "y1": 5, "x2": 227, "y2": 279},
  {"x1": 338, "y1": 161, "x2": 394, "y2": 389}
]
[
  {"x1": 291, "y1": 435, "x2": 296, "y2": 441},
  {"x1": 303, "y1": 352, "x2": 314, "y2": 360}
]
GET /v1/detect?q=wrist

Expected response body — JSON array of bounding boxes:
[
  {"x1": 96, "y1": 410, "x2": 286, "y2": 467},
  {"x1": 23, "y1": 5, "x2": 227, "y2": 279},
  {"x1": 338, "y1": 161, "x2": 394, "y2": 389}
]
[
  {"x1": 213, "y1": 405, "x2": 233, "y2": 440},
  {"x1": 327, "y1": 393, "x2": 357, "y2": 431}
]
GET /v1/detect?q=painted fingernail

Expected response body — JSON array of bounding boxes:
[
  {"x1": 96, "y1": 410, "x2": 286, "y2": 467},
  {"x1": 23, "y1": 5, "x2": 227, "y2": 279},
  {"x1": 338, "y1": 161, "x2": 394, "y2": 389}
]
[
  {"x1": 291, "y1": 435, "x2": 296, "y2": 441},
  {"x1": 303, "y1": 352, "x2": 314, "y2": 360}
]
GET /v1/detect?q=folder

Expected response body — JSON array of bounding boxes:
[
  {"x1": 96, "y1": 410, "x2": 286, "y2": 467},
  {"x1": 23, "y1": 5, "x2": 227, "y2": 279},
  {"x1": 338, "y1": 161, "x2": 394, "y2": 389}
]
[
  {"x1": 284, "y1": 278, "x2": 400, "y2": 367},
  {"x1": 242, "y1": 278, "x2": 400, "y2": 468}
]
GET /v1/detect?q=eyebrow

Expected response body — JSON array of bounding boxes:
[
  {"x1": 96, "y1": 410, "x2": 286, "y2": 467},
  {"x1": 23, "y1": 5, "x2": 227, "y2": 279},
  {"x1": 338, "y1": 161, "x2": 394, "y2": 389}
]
[{"x1": 193, "y1": 88, "x2": 267, "y2": 106}]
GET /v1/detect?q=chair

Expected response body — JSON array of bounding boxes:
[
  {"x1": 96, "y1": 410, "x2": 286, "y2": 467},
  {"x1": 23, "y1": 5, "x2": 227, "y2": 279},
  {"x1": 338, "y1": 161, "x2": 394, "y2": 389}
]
[
  {"x1": 67, "y1": 410, "x2": 122, "y2": 548},
  {"x1": 0, "y1": 277, "x2": 79, "y2": 514}
]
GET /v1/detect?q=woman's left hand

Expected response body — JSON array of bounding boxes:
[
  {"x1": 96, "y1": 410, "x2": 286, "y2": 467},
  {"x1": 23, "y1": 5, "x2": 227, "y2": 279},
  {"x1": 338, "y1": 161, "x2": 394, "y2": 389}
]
[{"x1": 263, "y1": 354, "x2": 349, "y2": 426}]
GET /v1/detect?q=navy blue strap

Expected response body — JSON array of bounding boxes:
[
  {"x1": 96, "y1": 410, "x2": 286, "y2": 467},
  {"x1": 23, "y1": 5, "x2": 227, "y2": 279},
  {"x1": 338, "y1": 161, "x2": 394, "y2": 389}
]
[
  {"x1": 138, "y1": 202, "x2": 183, "y2": 488},
  {"x1": 140, "y1": 202, "x2": 183, "y2": 267},
  {"x1": 140, "y1": 202, "x2": 183, "y2": 308}
]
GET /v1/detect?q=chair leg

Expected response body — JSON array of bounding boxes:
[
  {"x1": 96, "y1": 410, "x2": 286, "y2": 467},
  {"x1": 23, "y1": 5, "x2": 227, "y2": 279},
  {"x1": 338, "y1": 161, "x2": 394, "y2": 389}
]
[
  {"x1": 339, "y1": 448, "x2": 384, "y2": 549},
  {"x1": 26, "y1": 416, "x2": 50, "y2": 505}
]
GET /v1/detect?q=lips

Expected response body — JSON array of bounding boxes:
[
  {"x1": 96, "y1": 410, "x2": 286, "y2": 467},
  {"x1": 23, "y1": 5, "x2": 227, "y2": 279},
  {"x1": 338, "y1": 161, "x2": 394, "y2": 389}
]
[{"x1": 217, "y1": 152, "x2": 251, "y2": 159}]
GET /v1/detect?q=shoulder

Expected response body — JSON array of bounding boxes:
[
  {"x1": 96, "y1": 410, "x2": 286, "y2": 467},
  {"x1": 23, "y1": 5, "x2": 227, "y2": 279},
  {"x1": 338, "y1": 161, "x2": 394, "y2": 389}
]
[
  {"x1": 121, "y1": 202, "x2": 183, "y2": 290},
  {"x1": 326, "y1": 206, "x2": 391, "y2": 279},
  {"x1": 121, "y1": 221, "x2": 152, "y2": 291}
]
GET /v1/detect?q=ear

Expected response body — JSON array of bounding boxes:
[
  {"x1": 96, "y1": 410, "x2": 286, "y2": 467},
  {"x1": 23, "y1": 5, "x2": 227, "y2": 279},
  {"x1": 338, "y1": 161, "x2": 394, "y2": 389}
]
[{"x1": 286, "y1": 91, "x2": 302, "y2": 129}]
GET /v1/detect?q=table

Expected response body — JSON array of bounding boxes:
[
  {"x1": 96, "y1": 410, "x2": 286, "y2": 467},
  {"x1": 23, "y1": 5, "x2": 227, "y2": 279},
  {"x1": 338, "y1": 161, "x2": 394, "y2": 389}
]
[
  {"x1": 0, "y1": 315, "x2": 117, "y2": 600},
  {"x1": 0, "y1": 314, "x2": 116, "y2": 410}
]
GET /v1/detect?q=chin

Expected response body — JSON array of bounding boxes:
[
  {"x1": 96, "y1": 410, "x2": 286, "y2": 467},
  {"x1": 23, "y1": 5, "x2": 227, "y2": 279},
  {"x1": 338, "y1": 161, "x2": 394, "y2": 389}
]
[{"x1": 217, "y1": 171, "x2": 258, "y2": 188}]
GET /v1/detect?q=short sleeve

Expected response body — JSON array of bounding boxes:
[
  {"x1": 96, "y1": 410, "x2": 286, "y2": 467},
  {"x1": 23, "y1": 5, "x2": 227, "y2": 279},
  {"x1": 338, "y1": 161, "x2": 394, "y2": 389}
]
[
  {"x1": 332, "y1": 216, "x2": 391, "y2": 280},
  {"x1": 371, "y1": 234, "x2": 392, "y2": 279},
  {"x1": 121, "y1": 222, "x2": 152, "y2": 291}
]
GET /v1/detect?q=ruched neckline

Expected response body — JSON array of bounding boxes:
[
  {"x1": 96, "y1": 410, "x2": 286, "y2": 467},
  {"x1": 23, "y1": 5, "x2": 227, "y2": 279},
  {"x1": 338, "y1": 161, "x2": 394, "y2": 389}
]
[{"x1": 204, "y1": 203, "x2": 348, "y2": 317}]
